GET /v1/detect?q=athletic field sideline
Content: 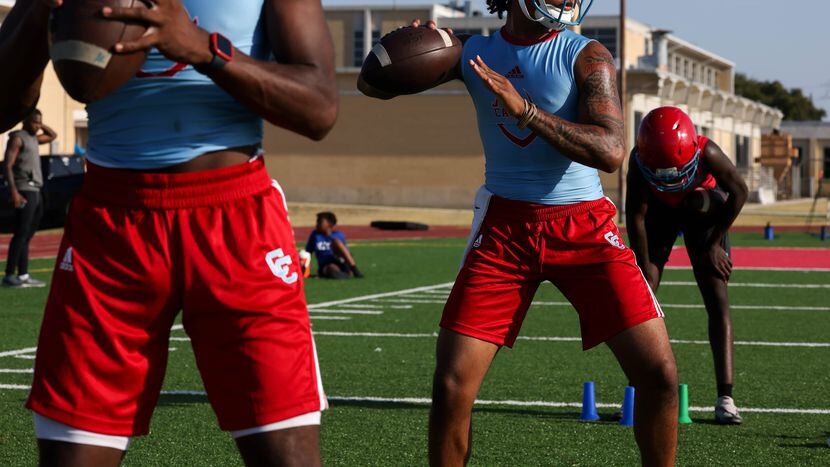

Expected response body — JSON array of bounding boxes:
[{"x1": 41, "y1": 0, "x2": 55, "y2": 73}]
[{"x1": 1, "y1": 235, "x2": 828, "y2": 465}]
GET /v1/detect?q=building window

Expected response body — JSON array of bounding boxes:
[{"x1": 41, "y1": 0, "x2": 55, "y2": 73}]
[
  {"x1": 353, "y1": 29, "x2": 380, "y2": 67},
  {"x1": 824, "y1": 147, "x2": 830, "y2": 177},
  {"x1": 581, "y1": 27, "x2": 617, "y2": 58},
  {"x1": 735, "y1": 135, "x2": 750, "y2": 169}
]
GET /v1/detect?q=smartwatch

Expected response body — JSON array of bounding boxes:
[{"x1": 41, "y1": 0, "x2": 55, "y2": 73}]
[{"x1": 194, "y1": 32, "x2": 234, "y2": 75}]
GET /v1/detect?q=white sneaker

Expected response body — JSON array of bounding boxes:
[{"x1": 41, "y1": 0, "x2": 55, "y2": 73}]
[{"x1": 715, "y1": 396, "x2": 743, "y2": 425}]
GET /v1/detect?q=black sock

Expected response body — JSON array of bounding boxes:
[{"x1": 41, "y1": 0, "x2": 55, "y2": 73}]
[{"x1": 717, "y1": 384, "x2": 733, "y2": 398}]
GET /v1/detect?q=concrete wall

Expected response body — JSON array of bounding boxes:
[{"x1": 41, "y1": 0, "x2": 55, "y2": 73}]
[{"x1": 263, "y1": 91, "x2": 487, "y2": 208}]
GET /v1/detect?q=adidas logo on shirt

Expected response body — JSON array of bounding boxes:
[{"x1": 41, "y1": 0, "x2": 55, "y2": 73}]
[
  {"x1": 59, "y1": 247, "x2": 74, "y2": 272},
  {"x1": 505, "y1": 66, "x2": 524, "y2": 79}
]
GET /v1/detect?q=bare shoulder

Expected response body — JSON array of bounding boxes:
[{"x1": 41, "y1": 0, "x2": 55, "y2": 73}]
[{"x1": 575, "y1": 41, "x2": 615, "y2": 81}]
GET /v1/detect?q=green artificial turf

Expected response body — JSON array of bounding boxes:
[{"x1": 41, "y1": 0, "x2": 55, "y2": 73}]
[{"x1": 1, "y1": 235, "x2": 828, "y2": 466}]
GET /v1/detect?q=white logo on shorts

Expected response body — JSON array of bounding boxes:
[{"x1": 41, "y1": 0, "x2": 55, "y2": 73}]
[
  {"x1": 59, "y1": 247, "x2": 74, "y2": 272},
  {"x1": 473, "y1": 234, "x2": 483, "y2": 248},
  {"x1": 604, "y1": 232, "x2": 626, "y2": 250},
  {"x1": 265, "y1": 248, "x2": 298, "y2": 285}
]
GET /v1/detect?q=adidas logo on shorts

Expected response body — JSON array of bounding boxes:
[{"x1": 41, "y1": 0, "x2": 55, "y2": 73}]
[
  {"x1": 473, "y1": 234, "x2": 483, "y2": 248},
  {"x1": 59, "y1": 247, "x2": 74, "y2": 272}
]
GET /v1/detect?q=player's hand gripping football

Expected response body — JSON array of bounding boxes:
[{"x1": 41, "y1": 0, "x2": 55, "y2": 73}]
[
  {"x1": 469, "y1": 55, "x2": 526, "y2": 118},
  {"x1": 407, "y1": 19, "x2": 452, "y2": 35},
  {"x1": 707, "y1": 245, "x2": 733, "y2": 281},
  {"x1": 102, "y1": 0, "x2": 213, "y2": 67}
]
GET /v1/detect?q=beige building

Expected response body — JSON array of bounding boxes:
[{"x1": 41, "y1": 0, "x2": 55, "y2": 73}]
[
  {"x1": 3, "y1": 1, "x2": 785, "y2": 208},
  {"x1": 276, "y1": 3, "x2": 784, "y2": 207},
  {"x1": 779, "y1": 121, "x2": 830, "y2": 197}
]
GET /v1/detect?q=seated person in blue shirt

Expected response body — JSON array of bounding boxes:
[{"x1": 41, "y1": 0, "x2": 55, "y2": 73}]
[{"x1": 305, "y1": 212, "x2": 363, "y2": 279}]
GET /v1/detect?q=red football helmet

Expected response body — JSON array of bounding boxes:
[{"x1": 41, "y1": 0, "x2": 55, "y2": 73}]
[{"x1": 635, "y1": 107, "x2": 701, "y2": 192}]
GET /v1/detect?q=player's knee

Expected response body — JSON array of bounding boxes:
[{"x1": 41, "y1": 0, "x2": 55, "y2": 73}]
[
  {"x1": 650, "y1": 358, "x2": 678, "y2": 395},
  {"x1": 432, "y1": 367, "x2": 475, "y2": 403},
  {"x1": 635, "y1": 356, "x2": 677, "y2": 395}
]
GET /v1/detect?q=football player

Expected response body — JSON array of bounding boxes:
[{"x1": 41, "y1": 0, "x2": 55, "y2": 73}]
[
  {"x1": 1, "y1": 0, "x2": 337, "y2": 465},
  {"x1": 361, "y1": 0, "x2": 679, "y2": 465},
  {"x1": 626, "y1": 106, "x2": 748, "y2": 425}
]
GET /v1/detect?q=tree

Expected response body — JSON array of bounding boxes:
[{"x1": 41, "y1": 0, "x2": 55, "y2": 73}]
[{"x1": 735, "y1": 73, "x2": 826, "y2": 121}]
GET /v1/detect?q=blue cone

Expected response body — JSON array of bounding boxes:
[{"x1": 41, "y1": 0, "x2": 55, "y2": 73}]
[
  {"x1": 580, "y1": 381, "x2": 600, "y2": 421},
  {"x1": 620, "y1": 386, "x2": 635, "y2": 426}
]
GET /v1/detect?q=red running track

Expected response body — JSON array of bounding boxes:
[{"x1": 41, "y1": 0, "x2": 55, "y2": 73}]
[
  {"x1": 665, "y1": 246, "x2": 830, "y2": 271},
  {"x1": 3, "y1": 227, "x2": 829, "y2": 270}
]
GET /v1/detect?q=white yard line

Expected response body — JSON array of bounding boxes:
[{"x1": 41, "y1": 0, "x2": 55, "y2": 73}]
[
  {"x1": 326, "y1": 396, "x2": 830, "y2": 415},
  {"x1": 666, "y1": 266, "x2": 830, "y2": 272},
  {"x1": 307, "y1": 282, "x2": 454, "y2": 309},
  {"x1": 310, "y1": 316, "x2": 351, "y2": 321},
  {"x1": 313, "y1": 331, "x2": 830, "y2": 348},
  {"x1": 0, "y1": 369, "x2": 33, "y2": 373},
  {"x1": 0, "y1": 384, "x2": 31, "y2": 390},
  {"x1": 336, "y1": 304, "x2": 385, "y2": 309},
  {"x1": 375, "y1": 298, "x2": 447, "y2": 304},
  {"x1": 531, "y1": 301, "x2": 830, "y2": 312},
  {"x1": 662, "y1": 281, "x2": 830, "y2": 289},
  {"x1": 309, "y1": 309, "x2": 383, "y2": 315},
  {"x1": 0, "y1": 347, "x2": 37, "y2": 358},
  {"x1": 315, "y1": 331, "x2": 437, "y2": 338},
  {"x1": 0, "y1": 385, "x2": 825, "y2": 415}
]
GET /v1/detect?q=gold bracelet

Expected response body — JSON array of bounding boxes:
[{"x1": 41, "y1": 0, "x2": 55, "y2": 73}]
[
  {"x1": 518, "y1": 102, "x2": 538, "y2": 129},
  {"x1": 516, "y1": 99, "x2": 530, "y2": 128}
]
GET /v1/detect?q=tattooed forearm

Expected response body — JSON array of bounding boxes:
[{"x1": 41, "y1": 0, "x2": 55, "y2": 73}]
[{"x1": 526, "y1": 42, "x2": 625, "y2": 173}]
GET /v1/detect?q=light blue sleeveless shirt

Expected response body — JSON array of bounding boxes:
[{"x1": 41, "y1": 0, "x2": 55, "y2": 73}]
[
  {"x1": 86, "y1": 0, "x2": 269, "y2": 169},
  {"x1": 461, "y1": 28, "x2": 604, "y2": 205}
]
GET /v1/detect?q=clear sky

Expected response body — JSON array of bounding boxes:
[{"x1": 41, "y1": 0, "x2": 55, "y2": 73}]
[{"x1": 324, "y1": 0, "x2": 830, "y2": 118}]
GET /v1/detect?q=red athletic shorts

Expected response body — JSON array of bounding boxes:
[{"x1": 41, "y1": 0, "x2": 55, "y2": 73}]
[
  {"x1": 26, "y1": 158, "x2": 327, "y2": 436},
  {"x1": 441, "y1": 190, "x2": 663, "y2": 350}
]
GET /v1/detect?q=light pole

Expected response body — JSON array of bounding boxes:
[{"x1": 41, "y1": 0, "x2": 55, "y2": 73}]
[{"x1": 618, "y1": 0, "x2": 627, "y2": 221}]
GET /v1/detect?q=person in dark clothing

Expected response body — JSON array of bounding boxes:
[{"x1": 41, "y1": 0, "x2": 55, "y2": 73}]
[
  {"x1": 3, "y1": 109, "x2": 57, "y2": 288},
  {"x1": 305, "y1": 212, "x2": 363, "y2": 279}
]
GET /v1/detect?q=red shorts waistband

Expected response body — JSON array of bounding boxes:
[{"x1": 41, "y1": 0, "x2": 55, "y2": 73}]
[
  {"x1": 487, "y1": 196, "x2": 611, "y2": 222},
  {"x1": 81, "y1": 158, "x2": 274, "y2": 209}
]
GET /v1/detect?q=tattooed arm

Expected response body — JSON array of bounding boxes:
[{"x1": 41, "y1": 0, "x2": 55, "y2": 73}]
[{"x1": 469, "y1": 41, "x2": 625, "y2": 172}]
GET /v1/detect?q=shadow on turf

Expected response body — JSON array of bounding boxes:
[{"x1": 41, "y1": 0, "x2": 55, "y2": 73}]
[{"x1": 775, "y1": 432, "x2": 830, "y2": 450}]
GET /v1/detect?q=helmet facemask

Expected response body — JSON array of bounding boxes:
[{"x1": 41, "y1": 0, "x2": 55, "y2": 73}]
[
  {"x1": 518, "y1": 0, "x2": 595, "y2": 31},
  {"x1": 635, "y1": 149, "x2": 702, "y2": 193}
]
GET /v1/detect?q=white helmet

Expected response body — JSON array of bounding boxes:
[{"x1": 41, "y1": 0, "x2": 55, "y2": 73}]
[{"x1": 518, "y1": 0, "x2": 595, "y2": 31}]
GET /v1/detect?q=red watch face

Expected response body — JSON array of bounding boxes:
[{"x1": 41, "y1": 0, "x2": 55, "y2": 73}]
[{"x1": 212, "y1": 33, "x2": 234, "y2": 61}]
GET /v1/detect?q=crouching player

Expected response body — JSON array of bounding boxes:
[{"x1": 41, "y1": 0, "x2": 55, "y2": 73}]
[
  {"x1": 626, "y1": 106, "x2": 748, "y2": 424},
  {"x1": 304, "y1": 211, "x2": 363, "y2": 279},
  {"x1": 1, "y1": 0, "x2": 336, "y2": 464},
  {"x1": 362, "y1": 1, "x2": 679, "y2": 465}
]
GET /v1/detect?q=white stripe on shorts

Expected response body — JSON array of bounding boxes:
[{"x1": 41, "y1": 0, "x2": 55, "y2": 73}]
[
  {"x1": 230, "y1": 411, "x2": 321, "y2": 439},
  {"x1": 34, "y1": 413, "x2": 131, "y2": 451},
  {"x1": 459, "y1": 185, "x2": 494, "y2": 270}
]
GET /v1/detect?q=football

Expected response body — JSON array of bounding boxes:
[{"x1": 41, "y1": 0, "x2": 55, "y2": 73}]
[
  {"x1": 49, "y1": 0, "x2": 150, "y2": 104},
  {"x1": 682, "y1": 187, "x2": 728, "y2": 216},
  {"x1": 359, "y1": 26, "x2": 462, "y2": 95}
]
